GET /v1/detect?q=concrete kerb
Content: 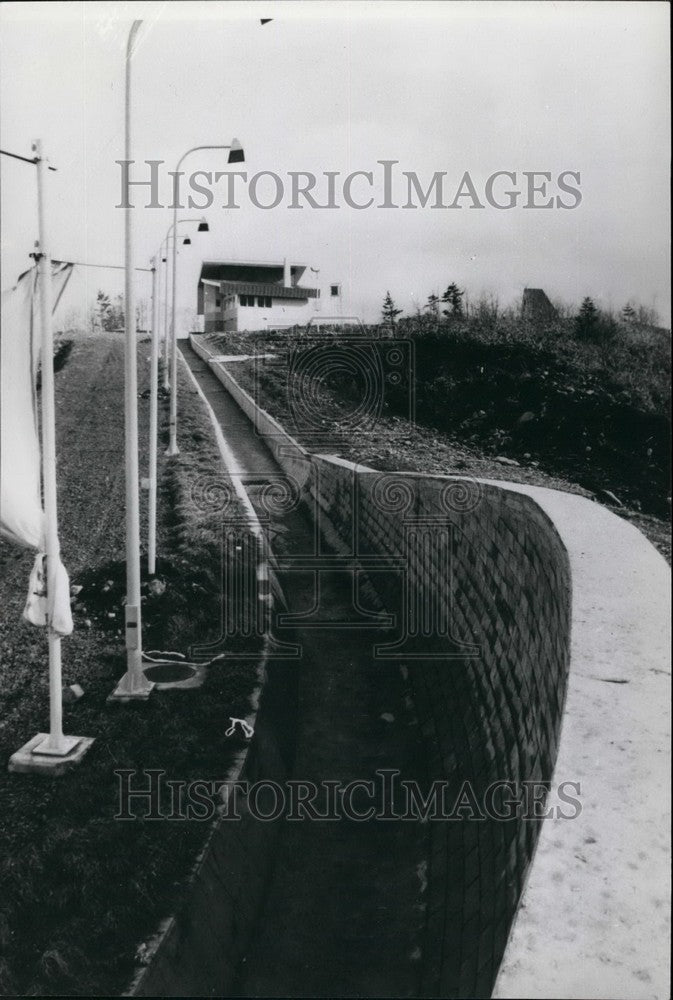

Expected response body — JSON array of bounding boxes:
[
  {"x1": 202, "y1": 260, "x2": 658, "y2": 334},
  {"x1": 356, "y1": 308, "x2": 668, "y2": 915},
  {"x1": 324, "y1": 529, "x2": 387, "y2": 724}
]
[
  {"x1": 191, "y1": 334, "x2": 312, "y2": 492},
  {"x1": 124, "y1": 348, "x2": 292, "y2": 998}
]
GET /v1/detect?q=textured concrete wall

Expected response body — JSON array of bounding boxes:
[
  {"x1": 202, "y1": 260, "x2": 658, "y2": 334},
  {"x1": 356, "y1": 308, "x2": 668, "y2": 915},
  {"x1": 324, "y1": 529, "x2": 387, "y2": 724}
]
[{"x1": 308, "y1": 458, "x2": 572, "y2": 997}]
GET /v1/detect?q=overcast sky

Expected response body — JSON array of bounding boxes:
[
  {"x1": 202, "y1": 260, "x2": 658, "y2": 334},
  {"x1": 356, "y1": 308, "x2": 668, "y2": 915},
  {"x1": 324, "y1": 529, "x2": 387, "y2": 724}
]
[{"x1": 1, "y1": 0, "x2": 670, "y2": 327}]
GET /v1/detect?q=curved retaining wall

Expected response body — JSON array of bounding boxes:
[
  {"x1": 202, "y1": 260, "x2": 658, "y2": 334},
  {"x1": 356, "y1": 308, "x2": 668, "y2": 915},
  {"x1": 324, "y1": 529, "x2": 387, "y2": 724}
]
[
  {"x1": 178, "y1": 336, "x2": 669, "y2": 997},
  {"x1": 308, "y1": 458, "x2": 572, "y2": 996},
  {"x1": 191, "y1": 337, "x2": 573, "y2": 995}
]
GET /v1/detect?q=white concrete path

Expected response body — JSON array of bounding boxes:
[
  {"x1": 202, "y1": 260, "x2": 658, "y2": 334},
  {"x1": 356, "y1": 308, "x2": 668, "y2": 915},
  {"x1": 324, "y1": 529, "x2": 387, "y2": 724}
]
[{"x1": 486, "y1": 482, "x2": 671, "y2": 999}]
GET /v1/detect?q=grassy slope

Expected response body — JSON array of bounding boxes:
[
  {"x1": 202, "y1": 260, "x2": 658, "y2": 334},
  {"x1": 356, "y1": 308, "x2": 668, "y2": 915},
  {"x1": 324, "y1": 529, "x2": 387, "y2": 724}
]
[
  {"x1": 203, "y1": 330, "x2": 670, "y2": 562},
  {"x1": 0, "y1": 335, "x2": 260, "y2": 995}
]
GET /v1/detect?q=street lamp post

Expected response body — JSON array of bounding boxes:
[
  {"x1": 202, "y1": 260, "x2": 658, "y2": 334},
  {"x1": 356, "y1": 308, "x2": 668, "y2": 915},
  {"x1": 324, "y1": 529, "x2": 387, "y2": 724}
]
[
  {"x1": 146, "y1": 256, "x2": 159, "y2": 575},
  {"x1": 109, "y1": 19, "x2": 153, "y2": 701},
  {"x1": 146, "y1": 219, "x2": 207, "y2": 573},
  {"x1": 158, "y1": 243, "x2": 175, "y2": 391},
  {"x1": 159, "y1": 236, "x2": 179, "y2": 392},
  {"x1": 161, "y1": 247, "x2": 171, "y2": 390},
  {"x1": 160, "y1": 222, "x2": 204, "y2": 390},
  {"x1": 166, "y1": 141, "x2": 243, "y2": 457}
]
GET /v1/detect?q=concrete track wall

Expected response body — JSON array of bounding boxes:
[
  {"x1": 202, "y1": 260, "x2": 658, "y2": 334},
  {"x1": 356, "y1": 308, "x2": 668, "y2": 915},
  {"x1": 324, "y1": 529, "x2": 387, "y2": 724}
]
[
  {"x1": 127, "y1": 349, "x2": 300, "y2": 998},
  {"x1": 305, "y1": 457, "x2": 572, "y2": 996},
  {"x1": 191, "y1": 342, "x2": 312, "y2": 491},
  {"x1": 190, "y1": 337, "x2": 574, "y2": 995},
  {"x1": 152, "y1": 336, "x2": 669, "y2": 998}
]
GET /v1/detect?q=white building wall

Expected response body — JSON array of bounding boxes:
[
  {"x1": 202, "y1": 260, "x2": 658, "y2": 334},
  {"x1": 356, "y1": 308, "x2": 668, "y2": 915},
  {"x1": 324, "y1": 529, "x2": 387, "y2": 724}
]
[
  {"x1": 200, "y1": 272, "x2": 343, "y2": 334},
  {"x1": 232, "y1": 296, "x2": 319, "y2": 332}
]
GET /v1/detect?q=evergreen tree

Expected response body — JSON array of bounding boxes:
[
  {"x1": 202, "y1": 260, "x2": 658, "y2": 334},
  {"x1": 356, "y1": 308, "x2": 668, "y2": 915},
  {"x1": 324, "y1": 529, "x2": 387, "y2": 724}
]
[
  {"x1": 575, "y1": 296, "x2": 599, "y2": 337},
  {"x1": 441, "y1": 282, "x2": 464, "y2": 317},
  {"x1": 110, "y1": 294, "x2": 125, "y2": 330},
  {"x1": 96, "y1": 290, "x2": 124, "y2": 331},
  {"x1": 96, "y1": 290, "x2": 112, "y2": 331},
  {"x1": 424, "y1": 293, "x2": 440, "y2": 318},
  {"x1": 381, "y1": 291, "x2": 402, "y2": 330}
]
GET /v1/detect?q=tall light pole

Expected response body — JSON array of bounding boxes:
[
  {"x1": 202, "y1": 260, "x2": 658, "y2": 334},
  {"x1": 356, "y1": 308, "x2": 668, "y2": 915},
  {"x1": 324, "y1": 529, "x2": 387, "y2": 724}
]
[
  {"x1": 161, "y1": 246, "x2": 171, "y2": 390},
  {"x1": 166, "y1": 141, "x2": 243, "y2": 457},
  {"x1": 109, "y1": 19, "x2": 153, "y2": 701},
  {"x1": 146, "y1": 256, "x2": 159, "y2": 576},
  {"x1": 146, "y1": 219, "x2": 207, "y2": 573},
  {"x1": 160, "y1": 220, "x2": 207, "y2": 390},
  {"x1": 160, "y1": 236, "x2": 179, "y2": 392}
]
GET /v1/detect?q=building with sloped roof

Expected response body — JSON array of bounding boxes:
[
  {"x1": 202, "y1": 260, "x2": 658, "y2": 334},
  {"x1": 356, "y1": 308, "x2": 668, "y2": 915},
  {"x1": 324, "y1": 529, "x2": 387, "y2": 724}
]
[{"x1": 197, "y1": 259, "x2": 340, "y2": 333}]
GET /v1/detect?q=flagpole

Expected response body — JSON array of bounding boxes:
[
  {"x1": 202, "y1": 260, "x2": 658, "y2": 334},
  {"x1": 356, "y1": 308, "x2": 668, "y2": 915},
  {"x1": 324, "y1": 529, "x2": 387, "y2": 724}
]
[
  {"x1": 109, "y1": 19, "x2": 153, "y2": 701},
  {"x1": 147, "y1": 256, "x2": 159, "y2": 575},
  {"x1": 35, "y1": 141, "x2": 68, "y2": 753},
  {"x1": 9, "y1": 141, "x2": 93, "y2": 774}
]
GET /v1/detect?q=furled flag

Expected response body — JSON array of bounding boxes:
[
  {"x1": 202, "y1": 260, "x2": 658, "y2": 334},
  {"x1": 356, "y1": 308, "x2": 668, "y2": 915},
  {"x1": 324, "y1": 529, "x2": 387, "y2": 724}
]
[{"x1": 0, "y1": 261, "x2": 75, "y2": 634}]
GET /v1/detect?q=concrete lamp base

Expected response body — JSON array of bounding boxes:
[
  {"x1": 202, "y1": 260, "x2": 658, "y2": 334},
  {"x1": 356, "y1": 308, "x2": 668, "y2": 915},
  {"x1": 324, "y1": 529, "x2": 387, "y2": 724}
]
[
  {"x1": 107, "y1": 677, "x2": 155, "y2": 703},
  {"x1": 164, "y1": 443, "x2": 180, "y2": 457},
  {"x1": 8, "y1": 732, "x2": 95, "y2": 776}
]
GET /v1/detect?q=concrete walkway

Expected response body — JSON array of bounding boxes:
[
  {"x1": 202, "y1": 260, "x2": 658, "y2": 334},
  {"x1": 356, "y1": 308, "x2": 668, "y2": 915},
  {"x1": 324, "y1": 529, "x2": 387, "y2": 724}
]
[{"x1": 182, "y1": 345, "x2": 428, "y2": 997}]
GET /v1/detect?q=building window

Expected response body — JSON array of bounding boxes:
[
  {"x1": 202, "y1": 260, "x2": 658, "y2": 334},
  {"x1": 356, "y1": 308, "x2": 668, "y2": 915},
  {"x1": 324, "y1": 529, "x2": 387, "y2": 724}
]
[
  {"x1": 330, "y1": 284, "x2": 340, "y2": 297},
  {"x1": 216, "y1": 298, "x2": 221, "y2": 307},
  {"x1": 239, "y1": 294, "x2": 272, "y2": 307}
]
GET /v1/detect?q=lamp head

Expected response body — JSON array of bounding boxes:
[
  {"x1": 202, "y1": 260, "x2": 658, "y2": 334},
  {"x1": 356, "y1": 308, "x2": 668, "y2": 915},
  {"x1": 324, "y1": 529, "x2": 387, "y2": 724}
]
[
  {"x1": 162, "y1": 257, "x2": 167, "y2": 263},
  {"x1": 197, "y1": 219, "x2": 209, "y2": 232},
  {"x1": 227, "y1": 138, "x2": 245, "y2": 164},
  {"x1": 183, "y1": 237, "x2": 191, "y2": 245}
]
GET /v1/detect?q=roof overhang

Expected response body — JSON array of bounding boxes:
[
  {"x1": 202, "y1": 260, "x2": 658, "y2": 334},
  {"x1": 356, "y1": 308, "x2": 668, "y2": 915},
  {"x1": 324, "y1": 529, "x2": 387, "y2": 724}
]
[
  {"x1": 199, "y1": 260, "x2": 308, "y2": 285},
  {"x1": 219, "y1": 281, "x2": 318, "y2": 300}
]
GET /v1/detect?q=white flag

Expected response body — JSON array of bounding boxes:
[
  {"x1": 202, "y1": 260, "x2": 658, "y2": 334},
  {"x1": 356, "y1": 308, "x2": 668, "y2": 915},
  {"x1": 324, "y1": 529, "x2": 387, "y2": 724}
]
[{"x1": 0, "y1": 261, "x2": 75, "y2": 635}]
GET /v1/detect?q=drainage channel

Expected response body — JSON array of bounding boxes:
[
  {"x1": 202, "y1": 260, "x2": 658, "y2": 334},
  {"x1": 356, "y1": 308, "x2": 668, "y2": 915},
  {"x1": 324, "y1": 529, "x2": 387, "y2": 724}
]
[{"x1": 181, "y1": 343, "x2": 428, "y2": 998}]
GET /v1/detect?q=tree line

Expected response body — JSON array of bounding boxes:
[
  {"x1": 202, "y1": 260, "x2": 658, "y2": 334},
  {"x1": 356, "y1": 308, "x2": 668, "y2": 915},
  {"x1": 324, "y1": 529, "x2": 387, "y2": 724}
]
[
  {"x1": 93, "y1": 290, "x2": 148, "y2": 332},
  {"x1": 381, "y1": 285, "x2": 662, "y2": 339}
]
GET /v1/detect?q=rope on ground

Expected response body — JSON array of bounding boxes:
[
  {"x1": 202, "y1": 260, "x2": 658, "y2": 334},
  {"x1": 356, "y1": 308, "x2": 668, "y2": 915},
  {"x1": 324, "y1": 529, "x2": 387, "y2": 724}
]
[{"x1": 142, "y1": 650, "x2": 227, "y2": 668}]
